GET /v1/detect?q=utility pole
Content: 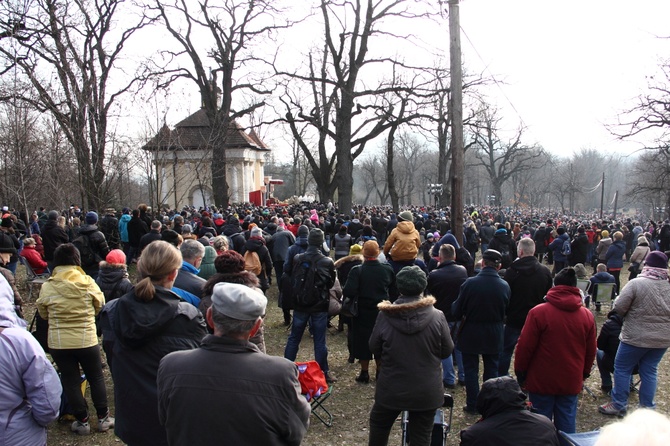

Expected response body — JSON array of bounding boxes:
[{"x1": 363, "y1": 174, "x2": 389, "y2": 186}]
[
  {"x1": 612, "y1": 190, "x2": 619, "y2": 221},
  {"x1": 449, "y1": 0, "x2": 464, "y2": 246},
  {"x1": 599, "y1": 172, "x2": 605, "y2": 220}
]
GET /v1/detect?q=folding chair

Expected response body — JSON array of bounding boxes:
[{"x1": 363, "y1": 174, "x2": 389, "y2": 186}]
[
  {"x1": 296, "y1": 361, "x2": 333, "y2": 427},
  {"x1": 401, "y1": 394, "x2": 453, "y2": 446},
  {"x1": 558, "y1": 430, "x2": 600, "y2": 446},
  {"x1": 576, "y1": 279, "x2": 590, "y2": 294},
  {"x1": 592, "y1": 282, "x2": 615, "y2": 312},
  {"x1": 19, "y1": 256, "x2": 50, "y2": 301}
]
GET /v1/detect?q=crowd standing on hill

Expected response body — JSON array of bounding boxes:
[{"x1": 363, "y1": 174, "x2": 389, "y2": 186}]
[{"x1": 3, "y1": 201, "x2": 670, "y2": 444}]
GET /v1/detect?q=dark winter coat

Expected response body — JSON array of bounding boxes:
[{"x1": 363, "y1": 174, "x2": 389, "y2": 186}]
[
  {"x1": 157, "y1": 335, "x2": 310, "y2": 446},
  {"x1": 42, "y1": 220, "x2": 69, "y2": 261},
  {"x1": 78, "y1": 224, "x2": 110, "y2": 275},
  {"x1": 343, "y1": 259, "x2": 396, "y2": 359},
  {"x1": 488, "y1": 233, "x2": 517, "y2": 269},
  {"x1": 99, "y1": 214, "x2": 121, "y2": 250},
  {"x1": 95, "y1": 262, "x2": 133, "y2": 303},
  {"x1": 459, "y1": 376, "x2": 559, "y2": 446},
  {"x1": 288, "y1": 246, "x2": 335, "y2": 314},
  {"x1": 451, "y1": 267, "x2": 510, "y2": 355},
  {"x1": 241, "y1": 236, "x2": 274, "y2": 290},
  {"x1": 503, "y1": 256, "x2": 553, "y2": 330},
  {"x1": 597, "y1": 310, "x2": 626, "y2": 374},
  {"x1": 532, "y1": 227, "x2": 549, "y2": 254},
  {"x1": 426, "y1": 260, "x2": 468, "y2": 321},
  {"x1": 548, "y1": 233, "x2": 570, "y2": 263},
  {"x1": 127, "y1": 216, "x2": 149, "y2": 248},
  {"x1": 370, "y1": 296, "x2": 452, "y2": 411},
  {"x1": 570, "y1": 233, "x2": 589, "y2": 265},
  {"x1": 268, "y1": 228, "x2": 295, "y2": 263},
  {"x1": 514, "y1": 285, "x2": 596, "y2": 395},
  {"x1": 138, "y1": 230, "x2": 162, "y2": 254},
  {"x1": 112, "y1": 286, "x2": 206, "y2": 446}
]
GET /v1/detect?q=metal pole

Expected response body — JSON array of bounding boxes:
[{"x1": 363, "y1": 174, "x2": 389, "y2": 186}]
[{"x1": 599, "y1": 172, "x2": 605, "y2": 220}]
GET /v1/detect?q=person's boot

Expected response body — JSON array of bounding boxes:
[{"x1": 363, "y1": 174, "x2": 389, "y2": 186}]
[
  {"x1": 355, "y1": 370, "x2": 370, "y2": 383},
  {"x1": 283, "y1": 310, "x2": 291, "y2": 327}
]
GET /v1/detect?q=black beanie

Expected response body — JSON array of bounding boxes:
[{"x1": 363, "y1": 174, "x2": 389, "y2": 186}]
[
  {"x1": 308, "y1": 228, "x2": 324, "y2": 247},
  {"x1": 554, "y1": 267, "x2": 577, "y2": 287}
]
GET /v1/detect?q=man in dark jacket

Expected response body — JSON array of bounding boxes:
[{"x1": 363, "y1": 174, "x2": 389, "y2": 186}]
[
  {"x1": 99, "y1": 209, "x2": 121, "y2": 250},
  {"x1": 548, "y1": 226, "x2": 570, "y2": 275},
  {"x1": 173, "y1": 240, "x2": 206, "y2": 299},
  {"x1": 479, "y1": 219, "x2": 495, "y2": 254},
  {"x1": 138, "y1": 220, "x2": 163, "y2": 254},
  {"x1": 284, "y1": 229, "x2": 337, "y2": 383},
  {"x1": 570, "y1": 226, "x2": 589, "y2": 266},
  {"x1": 459, "y1": 376, "x2": 559, "y2": 446},
  {"x1": 533, "y1": 223, "x2": 549, "y2": 261},
  {"x1": 427, "y1": 243, "x2": 468, "y2": 388},
  {"x1": 498, "y1": 238, "x2": 553, "y2": 377},
  {"x1": 488, "y1": 228, "x2": 517, "y2": 269},
  {"x1": 42, "y1": 210, "x2": 69, "y2": 271},
  {"x1": 157, "y1": 283, "x2": 310, "y2": 446},
  {"x1": 452, "y1": 249, "x2": 510, "y2": 414},
  {"x1": 77, "y1": 212, "x2": 110, "y2": 279},
  {"x1": 126, "y1": 209, "x2": 148, "y2": 265}
]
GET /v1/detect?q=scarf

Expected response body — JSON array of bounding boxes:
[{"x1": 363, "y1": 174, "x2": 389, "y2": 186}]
[{"x1": 638, "y1": 266, "x2": 669, "y2": 281}]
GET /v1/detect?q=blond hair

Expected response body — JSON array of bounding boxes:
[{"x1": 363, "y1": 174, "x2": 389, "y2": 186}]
[{"x1": 135, "y1": 241, "x2": 182, "y2": 302}]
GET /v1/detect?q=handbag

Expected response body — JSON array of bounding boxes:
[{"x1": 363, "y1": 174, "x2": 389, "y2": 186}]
[
  {"x1": 340, "y1": 296, "x2": 359, "y2": 318},
  {"x1": 328, "y1": 294, "x2": 342, "y2": 317},
  {"x1": 628, "y1": 262, "x2": 640, "y2": 273}
]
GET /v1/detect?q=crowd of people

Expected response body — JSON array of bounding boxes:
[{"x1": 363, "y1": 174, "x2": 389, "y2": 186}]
[{"x1": 2, "y1": 201, "x2": 670, "y2": 445}]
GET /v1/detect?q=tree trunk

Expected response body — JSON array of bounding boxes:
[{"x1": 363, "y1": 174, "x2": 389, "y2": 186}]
[{"x1": 387, "y1": 125, "x2": 399, "y2": 212}]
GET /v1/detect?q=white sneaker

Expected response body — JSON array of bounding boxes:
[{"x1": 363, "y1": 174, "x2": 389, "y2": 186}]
[
  {"x1": 71, "y1": 420, "x2": 91, "y2": 435},
  {"x1": 98, "y1": 414, "x2": 115, "y2": 432}
]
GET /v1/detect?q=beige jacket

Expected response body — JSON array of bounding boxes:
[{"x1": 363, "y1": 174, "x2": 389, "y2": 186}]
[
  {"x1": 614, "y1": 276, "x2": 670, "y2": 348},
  {"x1": 36, "y1": 265, "x2": 105, "y2": 349},
  {"x1": 383, "y1": 221, "x2": 421, "y2": 261}
]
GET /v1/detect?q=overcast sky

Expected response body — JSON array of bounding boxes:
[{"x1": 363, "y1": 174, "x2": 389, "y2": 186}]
[{"x1": 458, "y1": 0, "x2": 670, "y2": 156}]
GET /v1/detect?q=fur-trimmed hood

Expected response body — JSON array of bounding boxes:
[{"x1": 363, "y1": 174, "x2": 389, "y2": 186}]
[
  {"x1": 334, "y1": 254, "x2": 364, "y2": 268},
  {"x1": 377, "y1": 295, "x2": 438, "y2": 334}
]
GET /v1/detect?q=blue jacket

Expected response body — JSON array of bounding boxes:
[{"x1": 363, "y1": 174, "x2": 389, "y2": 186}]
[
  {"x1": 118, "y1": 213, "x2": 131, "y2": 243},
  {"x1": 605, "y1": 240, "x2": 626, "y2": 269},
  {"x1": 451, "y1": 267, "x2": 510, "y2": 355},
  {"x1": 548, "y1": 233, "x2": 570, "y2": 262}
]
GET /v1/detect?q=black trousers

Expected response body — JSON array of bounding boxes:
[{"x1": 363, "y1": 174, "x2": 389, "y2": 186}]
[
  {"x1": 368, "y1": 402, "x2": 435, "y2": 446},
  {"x1": 51, "y1": 345, "x2": 108, "y2": 422}
]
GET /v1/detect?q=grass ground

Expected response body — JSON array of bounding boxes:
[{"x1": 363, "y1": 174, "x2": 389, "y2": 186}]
[{"x1": 16, "y1": 260, "x2": 670, "y2": 445}]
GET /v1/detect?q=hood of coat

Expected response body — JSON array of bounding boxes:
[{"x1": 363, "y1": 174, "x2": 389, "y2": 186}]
[
  {"x1": 509, "y1": 256, "x2": 542, "y2": 276},
  {"x1": 377, "y1": 295, "x2": 437, "y2": 334},
  {"x1": 119, "y1": 214, "x2": 131, "y2": 224},
  {"x1": 244, "y1": 237, "x2": 265, "y2": 251},
  {"x1": 476, "y1": 376, "x2": 527, "y2": 418},
  {"x1": 78, "y1": 224, "x2": 99, "y2": 235},
  {"x1": 97, "y1": 262, "x2": 129, "y2": 284},
  {"x1": 114, "y1": 286, "x2": 181, "y2": 348},
  {"x1": 49, "y1": 265, "x2": 97, "y2": 294},
  {"x1": 544, "y1": 285, "x2": 583, "y2": 312},
  {"x1": 396, "y1": 220, "x2": 415, "y2": 234},
  {"x1": 334, "y1": 254, "x2": 364, "y2": 268}
]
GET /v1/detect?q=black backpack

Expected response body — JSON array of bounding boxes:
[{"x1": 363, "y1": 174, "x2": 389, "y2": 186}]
[
  {"x1": 292, "y1": 253, "x2": 327, "y2": 307},
  {"x1": 73, "y1": 234, "x2": 100, "y2": 268}
]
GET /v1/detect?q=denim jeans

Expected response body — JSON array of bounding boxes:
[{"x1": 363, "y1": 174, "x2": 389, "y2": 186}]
[
  {"x1": 481, "y1": 243, "x2": 489, "y2": 255},
  {"x1": 612, "y1": 342, "x2": 667, "y2": 410},
  {"x1": 368, "y1": 403, "x2": 435, "y2": 446},
  {"x1": 528, "y1": 393, "x2": 578, "y2": 435},
  {"x1": 443, "y1": 322, "x2": 464, "y2": 385},
  {"x1": 462, "y1": 352, "x2": 499, "y2": 409},
  {"x1": 498, "y1": 325, "x2": 522, "y2": 377},
  {"x1": 284, "y1": 311, "x2": 329, "y2": 374}
]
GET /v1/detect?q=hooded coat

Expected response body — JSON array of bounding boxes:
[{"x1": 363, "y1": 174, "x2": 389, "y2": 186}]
[
  {"x1": 514, "y1": 285, "x2": 596, "y2": 395},
  {"x1": 383, "y1": 221, "x2": 421, "y2": 262},
  {"x1": 241, "y1": 236, "x2": 273, "y2": 290},
  {"x1": 95, "y1": 261, "x2": 133, "y2": 302},
  {"x1": 370, "y1": 296, "x2": 453, "y2": 411},
  {"x1": 459, "y1": 377, "x2": 559, "y2": 446},
  {"x1": 503, "y1": 256, "x2": 553, "y2": 330},
  {"x1": 112, "y1": 286, "x2": 206, "y2": 446}
]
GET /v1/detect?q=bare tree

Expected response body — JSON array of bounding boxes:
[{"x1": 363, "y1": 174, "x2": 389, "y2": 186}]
[
  {"x1": 152, "y1": 0, "x2": 290, "y2": 207},
  {"x1": 0, "y1": 0, "x2": 150, "y2": 210},
  {"x1": 470, "y1": 105, "x2": 545, "y2": 206},
  {"x1": 280, "y1": 0, "x2": 437, "y2": 213}
]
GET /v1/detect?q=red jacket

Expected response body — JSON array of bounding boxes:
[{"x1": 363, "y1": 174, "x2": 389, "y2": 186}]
[
  {"x1": 20, "y1": 245, "x2": 48, "y2": 275},
  {"x1": 514, "y1": 285, "x2": 596, "y2": 395}
]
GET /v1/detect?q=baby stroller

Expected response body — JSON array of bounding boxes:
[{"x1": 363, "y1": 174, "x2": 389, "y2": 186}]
[{"x1": 400, "y1": 394, "x2": 453, "y2": 446}]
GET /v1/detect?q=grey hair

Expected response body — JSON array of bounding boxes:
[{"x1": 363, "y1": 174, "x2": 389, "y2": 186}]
[
  {"x1": 211, "y1": 235, "x2": 228, "y2": 251},
  {"x1": 180, "y1": 239, "x2": 205, "y2": 261},
  {"x1": 211, "y1": 306, "x2": 259, "y2": 337},
  {"x1": 151, "y1": 220, "x2": 162, "y2": 230},
  {"x1": 518, "y1": 237, "x2": 535, "y2": 256},
  {"x1": 439, "y1": 243, "x2": 456, "y2": 260}
]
